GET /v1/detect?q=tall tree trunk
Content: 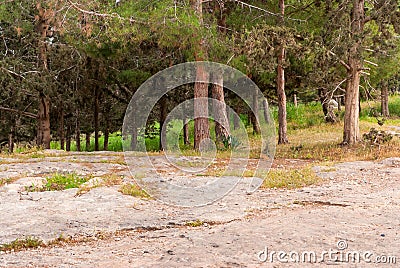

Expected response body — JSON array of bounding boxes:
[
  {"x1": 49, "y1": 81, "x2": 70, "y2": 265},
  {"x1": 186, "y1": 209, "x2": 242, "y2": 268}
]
[
  {"x1": 37, "y1": 94, "x2": 51, "y2": 149},
  {"x1": 8, "y1": 125, "x2": 14, "y2": 154},
  {"x1": 35, "y1": 5, "x2": 52, "y2": 149},
  {"x1": 343, "y1": 0, "x2": 364, "y2": 145},
  {"x1": 251, "y1": 89, "x2": 261, "y2": 134},
  {"x1": 194, "y1": 65, "x2": 210, "y2": 150},
  {"x1": 85, "y1": 131, "x2": 91, "y2": 151},
  {"x1": 104, "y1": 121, "x2": 109, "y2": 152},
  {"x1": 159, "y1": 96, "x2": 168, "y2": 151},
  {"x1": 211, "y1": 72, "x2": 230, "y2": 142},
  {"x1": 233, "y1": 106, "x2": 240, "y2": 130},
  {"x1": 58, "y1": 102, "x2": 64, "y2": 150},
  {"x1": 66, "y1": 125, "x2": 71, "y2": 152},
  {"x1": 75, "y1": 113, "x2": 81, "y2": 152},
  {"x1": 263, "y1": 99, "x2": 272, "y2": 124},
  {"x1": 94, "y1": 86, "x2": 100, "y2": 151},
  {"x1": 191, "y1": 0, "x2": 210, "y2": 150},
  {"x1": 381, "y1": 81, "x2": 390, "y2": 117},
  {"x1": 277, "y1": 0, "x2": 288, "y2": 144},
  {"x1": 183, "y1": 118, "x2": 190, "y2": 145}
]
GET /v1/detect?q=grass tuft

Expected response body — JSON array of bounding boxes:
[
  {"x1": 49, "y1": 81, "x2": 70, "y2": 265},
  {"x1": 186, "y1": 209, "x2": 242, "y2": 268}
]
[
  {"x1": 262, "y1": 167, "x2": 321, "y2": 189},
  {"x1": 119, "y1": 183, "x2": 150, "y2": 198},
  {"x1": 0, "y1": 237, "x2": 44, "y2": 252}
]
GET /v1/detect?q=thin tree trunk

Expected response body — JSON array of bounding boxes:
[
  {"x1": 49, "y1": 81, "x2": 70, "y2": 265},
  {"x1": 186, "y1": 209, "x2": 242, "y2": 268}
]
[
  {"x1": 381, "y1": 81, "x2": 390, "y2": 117},
  {"x1": 183, "y1": 118, "x2": 190, "y2": 145},
  {"x1": 263, "y1": 99, "x2": 272, "y2": 124},
  {"x1": 59, "y1": 102, "x2": 64, "y2": 150},
  {"x1": 66, "y1": 125, "x2": 71, "y2": 151},
  {"x1": 277, "y1": 0, "x2": 288, "y2": 144},
  {"x1": 8, "y1": 125, "x2": 14, "y2": 154},
  {"x1": 233, "y1": 106, "x2": 240, "y2": 130},
  {"x1": 293, "y1": 94, "x2": 298, "y2": 107},
  {"x1": 211, "y1": 72, "x2": 230, "y2": 142},
  {"x1": 75, "y1": 111, "x2": 81, "y2": 152},
  {"x1": 159, "y1": 96, "x2": 168, "y2": 151},
  {"x1": 343, "y1": 0, "x2": 364, "y2": 145},
  {"x1": 94, "y1": 87, "x2": 100, "y2": 151},
  {"x1": 130, "y1": 128, "x2": 137, "y2": 151},
  {"x1": 104, "y1": 118, "x2": 109, "y2": 151},
  {"x1": 85, "y1": 132, "x2": 91, "y2": 151},
  {"x1": 251, "y1": 90, "x2": 261, "y2": 134}
]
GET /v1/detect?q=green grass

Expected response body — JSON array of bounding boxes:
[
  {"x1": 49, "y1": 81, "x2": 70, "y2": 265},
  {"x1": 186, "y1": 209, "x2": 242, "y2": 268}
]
[
  {"x1": 119, "y1": 183, "x2": 150, "y2": 198},
  {"x1": 262, "y1": 167, "x2": 321, "y2": 189},
  {"x1": 26, "y1": 173, "x2": 90, "y2": 192},
  {"x1": 0, "y1": 237, "x2": 44, "y2": 252}
]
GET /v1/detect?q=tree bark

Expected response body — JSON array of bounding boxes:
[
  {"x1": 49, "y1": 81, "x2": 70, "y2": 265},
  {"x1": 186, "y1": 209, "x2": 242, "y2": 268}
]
[
  {"x1": 66, "y1": 125, "x2": 71, "y2": 152},
  {"x1": 263, "y1": 99, "x2": 272, "y2": 124},
  {"x1": 58, "y1": 102, "x2": 65, "y2": 150},
  {"x1": 191, "y1": 0, "x2": 210, "y2": 150},
  {"x1": 277, "y1": 0, "x2": 288, "y2": 144},
  {"x1": 37, "y1": 94, "x2": 51, "y2": 149},
  {"x1": 194, "y1": 65, "x2": 210, "y2": 150},
  {"x1": 104, "y1": 117, "x2": 109, "y2": 151},
  {"x1": 211, "y1": 72, "x2": 230, "y2": 142},
  {"x1": 85, "y1": 131, "x2": 91, "y2": 151},
  {"x1": 75, "y1": 113, "x2": 81, "y2": 152},
  {"x1": 233, "y1": 106, "x2": 240, "y2": 130},
  {"x1": 159, "y1": 96, "x2": 168, "y2": 151},
  {"x1": 183, "y1": 118, "x2": 190, "y2": 145},
  {"x1": 343, "y1": 0, "x2": 364, "y2": 145},
  {"x1": 381, "y1": 81, "x2": 390, "y2": 117},
  {"x1": 94, "y1": 86, "x2": 100, "y2": 151},
  {"x1": 8, "y1": 125, "x2": 14, "y2": 154},
  {"x1": 35, "y1": 4, "x2": 52, "y2": 149},
  {"x1": 251, "y1": 89, "x2": 261, "y2": 135}
]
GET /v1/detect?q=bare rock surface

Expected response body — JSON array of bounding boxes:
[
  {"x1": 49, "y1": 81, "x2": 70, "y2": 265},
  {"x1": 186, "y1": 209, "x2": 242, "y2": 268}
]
[{"x1": 0, "y1": 152, "x2": 400, "y2": 267}]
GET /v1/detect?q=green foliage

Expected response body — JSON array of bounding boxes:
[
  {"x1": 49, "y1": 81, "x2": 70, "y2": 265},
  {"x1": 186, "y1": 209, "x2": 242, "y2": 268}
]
[
  {"x1": 0, "y1": 237, "x2": 44, "y2": 252},
  {"x1": 40, "y1": 173, "x2": 89, "y2": 191}
]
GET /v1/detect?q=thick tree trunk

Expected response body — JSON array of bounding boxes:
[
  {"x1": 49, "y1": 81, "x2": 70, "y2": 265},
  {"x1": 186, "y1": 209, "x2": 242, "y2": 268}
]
[
  {"x1": 194, "y1": 65, "x2": 210, "y2": 150},
  {"x1": 343, "y1": 0, "x2": 364, "y2": 145},
  {"x1": 277, "y1": 0, "x2": 288, "y2": 144},
  {"x1": 35, "y1": 5, "x2": 52, "y2": 149},
  {"x1": 130, "y1": 128, "x2": 137, "y2": 151},
  {"x1": 381, "y1": 81, "x2": 390, "y2": 117},
  {"x1": 37, "y1": 94, "x2": 51, "y2": 149},
  {"x1": 251, "y1": 90, "x2": 261, "y2": 135},
  {"x1": 94, "y1": 87, "x2": 100, "y2": 151},
  {"x1": 191, "y1": 0, "x2": 210, "y2": 150},
  {"x1": 85, "y1": 132, "x2": 91, "y2": 151},
  {"x1": 211, "y1": 72, "x2": 230, "y2": 142}
]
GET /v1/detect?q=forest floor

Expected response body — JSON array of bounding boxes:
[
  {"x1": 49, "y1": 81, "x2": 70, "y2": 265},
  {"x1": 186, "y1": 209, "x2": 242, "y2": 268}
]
[{"x1": 0, "y1": 151, "x2": 400, "y2": 267}]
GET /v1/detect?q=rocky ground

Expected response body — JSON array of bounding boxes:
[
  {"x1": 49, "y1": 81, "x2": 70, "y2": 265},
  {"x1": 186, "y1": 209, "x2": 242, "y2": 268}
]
[{"x1": 0, "y1": 151, "x2": 399, "y2": 267}]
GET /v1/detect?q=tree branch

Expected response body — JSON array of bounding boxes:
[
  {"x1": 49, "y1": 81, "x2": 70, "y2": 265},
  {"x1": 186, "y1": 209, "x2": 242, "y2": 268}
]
[
  {"x1": 328, "y1": 51, "x2": 351, "y2": 71},
  {"x1": 67, "y1": 0, "x2": 147, "y2": 25},
  {"x1": 0, "y1": 107, "x2": 38, "y2": 119}
]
